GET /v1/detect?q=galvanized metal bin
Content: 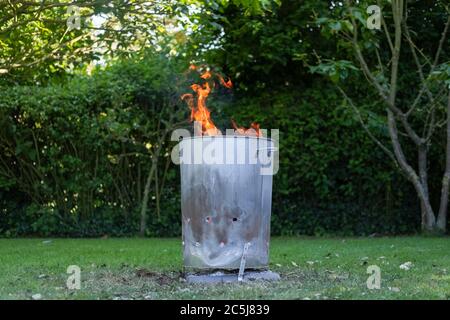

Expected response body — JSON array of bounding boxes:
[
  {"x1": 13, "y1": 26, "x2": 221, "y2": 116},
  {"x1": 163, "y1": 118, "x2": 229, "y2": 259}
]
[{"x1": 180, "y1": 136, "x2": 274, "y2": 270}]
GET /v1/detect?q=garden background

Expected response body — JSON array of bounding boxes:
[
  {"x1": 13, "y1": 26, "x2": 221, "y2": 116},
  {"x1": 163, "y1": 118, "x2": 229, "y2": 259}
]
[{"x1": 0, "y1": 0, "x2": 449, "y2": 238}]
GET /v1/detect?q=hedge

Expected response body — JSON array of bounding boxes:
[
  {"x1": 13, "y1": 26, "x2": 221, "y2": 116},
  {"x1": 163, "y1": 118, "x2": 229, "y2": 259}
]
[{"x1": 0, "y1": 55, "x2": 421, "y2": 237}]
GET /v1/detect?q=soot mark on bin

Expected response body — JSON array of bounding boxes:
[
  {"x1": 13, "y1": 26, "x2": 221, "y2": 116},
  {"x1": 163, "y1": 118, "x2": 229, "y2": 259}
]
[
  {"x1": 209, "y1": 205, "x2": 244, "y2": 247},
  {"x1": 209, "y1": 251, "x2": 220, "y2": 260},
  {"x1": 185, "y1": 184, "x2": 210, "y2": 242},
  {"x1": 244, "y1": 209, "x2": 261, "y2": 241}
]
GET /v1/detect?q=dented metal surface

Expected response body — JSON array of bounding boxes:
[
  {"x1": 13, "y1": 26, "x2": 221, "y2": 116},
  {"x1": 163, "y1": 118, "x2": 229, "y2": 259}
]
[{"x1": 180, "y1": 136, "x2": 274, "y2": 270}]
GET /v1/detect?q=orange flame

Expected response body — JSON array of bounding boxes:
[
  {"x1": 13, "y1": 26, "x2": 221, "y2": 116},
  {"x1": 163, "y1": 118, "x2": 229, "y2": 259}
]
[
  {"x1": 182, "y1": 65, "x2": 261, "y2": 137},
  {"x1": 231, "y1": 119, "x2": 261, "y2": 137},
  {"x1": 218, "y1": 75, "x2": 233, "y2": 89},
  {"x1": 200, "y1": 70, "x2": 212, "y2": 80}
]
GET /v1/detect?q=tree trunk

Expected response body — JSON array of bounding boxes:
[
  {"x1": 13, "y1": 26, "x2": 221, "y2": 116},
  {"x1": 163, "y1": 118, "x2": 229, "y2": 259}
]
[
  {"x1": 386, "y1": 109, "x2": 436, "y2": 232},
  {"x1": 139, "y1": 159, "x2": 157, "y2": 237},
  {"x1": 418, "y1": 144, "x2": 431, "y2": 230},
  {"x1": 437, "y1": 172, "x2": 450, "y2": 232},
  {"x1": 437, "y1": 91, "x2": 450, "y2": 233}
]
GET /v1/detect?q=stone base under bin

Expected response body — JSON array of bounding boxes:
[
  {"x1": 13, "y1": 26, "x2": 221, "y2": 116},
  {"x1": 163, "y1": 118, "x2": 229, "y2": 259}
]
[{"x1": 185, "y1": 270, "x2": 280, "y2": 284}]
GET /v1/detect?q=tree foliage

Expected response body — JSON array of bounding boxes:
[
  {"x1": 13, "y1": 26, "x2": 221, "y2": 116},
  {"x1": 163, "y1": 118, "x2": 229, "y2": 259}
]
[
  {"x1": 313, "y1": 0, "x2": 450, "y2": 233},
  {"x1": 0, "y1": 0, "x2": 182, "y2": 84}
]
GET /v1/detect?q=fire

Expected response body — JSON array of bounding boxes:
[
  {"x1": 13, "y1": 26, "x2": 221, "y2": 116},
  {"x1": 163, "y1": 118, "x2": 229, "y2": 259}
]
[
  {"x1": 231, "y1": 119, "x2": 261, "y2": 137},
  {"x1": 218, "y1": 74, "x2": 233, "y2": 89},
  {"x1": 182, "y1": 65, "x2": 261, "y2": 137},
  {"x1": 181, "y1": 80, "x2": 220, "y2": 136}
]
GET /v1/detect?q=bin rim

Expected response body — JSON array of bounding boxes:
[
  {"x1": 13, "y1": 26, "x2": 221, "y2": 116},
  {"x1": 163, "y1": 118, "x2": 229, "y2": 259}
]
[{"x1": 180, "y1": 135, "x2": 275, "y2": 143}]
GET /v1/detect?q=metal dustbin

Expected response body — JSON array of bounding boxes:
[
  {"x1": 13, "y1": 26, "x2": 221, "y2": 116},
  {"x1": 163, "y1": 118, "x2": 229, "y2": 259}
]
[{"x1": 180, "y1": 135, "x2": 275, "y2": 271}]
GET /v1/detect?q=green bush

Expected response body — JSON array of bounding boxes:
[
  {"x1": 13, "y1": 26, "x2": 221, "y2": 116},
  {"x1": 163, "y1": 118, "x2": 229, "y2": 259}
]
[
  {"x1": 0, "y1": 53, "x2": 185, "y2": 237},
  {"x1": 0, "y1": 56, "x2": 422, "y2": 237}
]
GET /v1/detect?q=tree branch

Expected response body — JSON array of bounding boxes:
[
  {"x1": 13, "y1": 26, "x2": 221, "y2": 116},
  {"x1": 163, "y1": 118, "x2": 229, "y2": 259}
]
[{"x1": 338, "y1": 86, "x2": 398, "y2": 168}]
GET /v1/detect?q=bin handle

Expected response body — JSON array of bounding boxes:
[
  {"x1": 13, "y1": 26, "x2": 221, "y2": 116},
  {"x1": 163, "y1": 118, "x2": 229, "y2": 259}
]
[
  {"x1": 238, "y1": 242, "x2": 251, "y2": 282},
  {"x1": 256, "y1": 146, "x2": 277, "y2": 151},
  {"x1": 256, "y1": 146, "x2": 277, "y2": 157}
]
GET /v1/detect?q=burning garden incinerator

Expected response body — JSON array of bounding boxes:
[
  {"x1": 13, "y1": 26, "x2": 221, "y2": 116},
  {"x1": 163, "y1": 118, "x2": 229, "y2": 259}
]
[
  {"x1": 179, "y1": 65, "x2": 279, "y2": 282},
  {"x1": 179, "y1": 135, "x2": 278, "y2": 281}
]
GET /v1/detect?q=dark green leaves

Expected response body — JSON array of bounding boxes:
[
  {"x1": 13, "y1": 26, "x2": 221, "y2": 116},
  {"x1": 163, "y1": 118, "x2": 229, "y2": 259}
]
[{"x1": 309, "y1": 60, "x2": 358, "y2": 83}]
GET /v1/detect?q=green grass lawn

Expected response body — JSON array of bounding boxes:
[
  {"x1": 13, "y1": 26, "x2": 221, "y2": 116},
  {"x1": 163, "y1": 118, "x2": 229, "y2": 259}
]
[{"x1": 0, "y1": 237, "x2": 449, "y2": 300}]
